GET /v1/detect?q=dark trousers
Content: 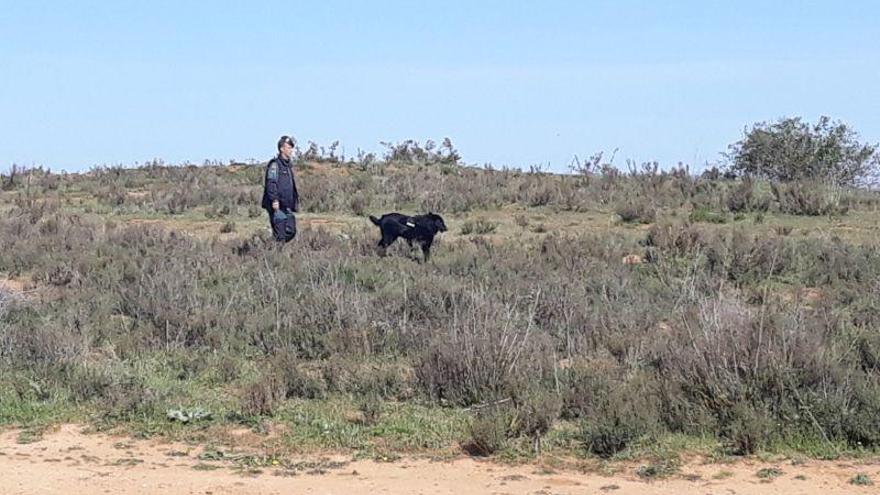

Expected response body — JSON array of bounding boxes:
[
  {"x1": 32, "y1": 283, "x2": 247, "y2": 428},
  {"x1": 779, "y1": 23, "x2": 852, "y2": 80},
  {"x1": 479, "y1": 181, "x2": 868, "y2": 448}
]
[{"x1": 268, "y1": 210, "x2": 297, "y2": 243}]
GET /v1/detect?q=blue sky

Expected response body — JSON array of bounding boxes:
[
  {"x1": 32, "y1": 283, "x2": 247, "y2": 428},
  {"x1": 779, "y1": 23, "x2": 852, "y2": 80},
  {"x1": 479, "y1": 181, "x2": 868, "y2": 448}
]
[{"x1": 1, "y1": 1, "x2": 878, "y2": 173}]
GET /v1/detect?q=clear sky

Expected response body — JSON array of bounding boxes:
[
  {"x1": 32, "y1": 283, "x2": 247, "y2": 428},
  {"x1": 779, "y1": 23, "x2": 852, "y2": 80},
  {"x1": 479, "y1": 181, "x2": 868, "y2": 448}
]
[{"x1": 1, "y1": 1, "x2": 878, "y2": 173}]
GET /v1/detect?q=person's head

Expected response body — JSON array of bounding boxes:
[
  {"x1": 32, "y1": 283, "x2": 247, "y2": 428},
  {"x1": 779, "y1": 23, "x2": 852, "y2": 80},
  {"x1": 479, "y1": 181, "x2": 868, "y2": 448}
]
[{"x1": 277, "y1": 135, "x2": 296, "y2": 160}]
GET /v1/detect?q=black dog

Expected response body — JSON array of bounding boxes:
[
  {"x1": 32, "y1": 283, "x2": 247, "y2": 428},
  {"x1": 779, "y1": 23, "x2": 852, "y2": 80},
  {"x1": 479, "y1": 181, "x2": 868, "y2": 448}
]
[{"x1": 369, "y1": 212, "x2": 448, "y2": 262}]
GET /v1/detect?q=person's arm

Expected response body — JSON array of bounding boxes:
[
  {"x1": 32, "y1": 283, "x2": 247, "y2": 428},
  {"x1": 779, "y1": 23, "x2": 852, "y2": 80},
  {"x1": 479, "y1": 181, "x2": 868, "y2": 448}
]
[
  {"x1": 290, "y1": 170, "x2": 299, "y2": 212},
  {"x1": 265, "y1": 159, "x2": 280, "y2": 211}
]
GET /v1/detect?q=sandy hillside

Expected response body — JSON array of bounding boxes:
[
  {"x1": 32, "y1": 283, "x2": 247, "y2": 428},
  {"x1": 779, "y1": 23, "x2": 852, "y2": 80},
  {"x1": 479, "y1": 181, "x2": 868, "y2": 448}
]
[{"x1": 1, "y1": 425, "x2": 878, "y2": 495}]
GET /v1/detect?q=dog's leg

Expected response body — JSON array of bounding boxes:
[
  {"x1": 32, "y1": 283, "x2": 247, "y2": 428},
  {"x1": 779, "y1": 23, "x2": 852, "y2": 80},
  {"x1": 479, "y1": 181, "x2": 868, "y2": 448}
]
[
  {"x1": 377, "y1": 233, "x2": 398, "y2": 257},
  {"x1": 406, "y1": 238, "x2": 417, "y2": 259},
  {"x1": 420, "y1": 239, "x2": 433, "y2": 263}
]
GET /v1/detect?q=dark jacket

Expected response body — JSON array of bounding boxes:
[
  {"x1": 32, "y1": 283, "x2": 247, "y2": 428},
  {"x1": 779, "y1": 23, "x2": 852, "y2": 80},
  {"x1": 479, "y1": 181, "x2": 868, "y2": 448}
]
[{"x1": 261, "y1": 155, "x2": 299, "y2": 212}]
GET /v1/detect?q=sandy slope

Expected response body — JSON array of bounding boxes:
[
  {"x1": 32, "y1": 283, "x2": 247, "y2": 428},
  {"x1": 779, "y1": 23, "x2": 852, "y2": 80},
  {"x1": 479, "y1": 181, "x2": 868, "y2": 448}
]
[{"x1": 1, "y1": 425, "x2": 878, "y2": 495}]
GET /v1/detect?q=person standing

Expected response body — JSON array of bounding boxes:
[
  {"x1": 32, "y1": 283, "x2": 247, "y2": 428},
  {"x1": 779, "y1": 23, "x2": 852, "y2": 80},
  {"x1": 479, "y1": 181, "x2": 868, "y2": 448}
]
[{"x1": 261, "y1": 135, "x2": 299, "y2": 243}]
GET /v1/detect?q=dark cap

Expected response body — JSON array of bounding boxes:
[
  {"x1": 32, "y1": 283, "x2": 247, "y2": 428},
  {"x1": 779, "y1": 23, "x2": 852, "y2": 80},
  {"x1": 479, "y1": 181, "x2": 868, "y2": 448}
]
[{"x1": 277, "y1": 135, "x2": 296, "y2": 150}]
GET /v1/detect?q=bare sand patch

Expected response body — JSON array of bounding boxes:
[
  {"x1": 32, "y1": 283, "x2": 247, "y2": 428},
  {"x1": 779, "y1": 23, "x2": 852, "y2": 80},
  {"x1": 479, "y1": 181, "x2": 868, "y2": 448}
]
[{"x1": 1, "y1": 425, "x2": 877, "y2": 495}]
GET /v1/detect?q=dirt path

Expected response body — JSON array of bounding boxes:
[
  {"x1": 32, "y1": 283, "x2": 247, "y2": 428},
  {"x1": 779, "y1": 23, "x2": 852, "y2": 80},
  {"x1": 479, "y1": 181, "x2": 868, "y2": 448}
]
[{"x1": 1, "y1": 425, "x2": 878, "y2": 495}]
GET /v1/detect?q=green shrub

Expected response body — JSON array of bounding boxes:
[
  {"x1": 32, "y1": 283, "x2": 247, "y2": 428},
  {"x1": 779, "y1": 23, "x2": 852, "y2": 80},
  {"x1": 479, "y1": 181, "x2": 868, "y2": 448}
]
[
  {"x1": 689, "y1": 207, "x2": 728, "y2": 224},
  {"x1": 464, "y1": 407, "x2": 516, "y2": 456},
  {"x1": 615, "y1": 198, "x2": 656, "y2": 224},
  {"x1": 728, "y1": 116, "x2": 879, "y2": 186},
  {"x1": 460, "y1": 218, "x2": 497, "y2": 235},
  {"x1": 756, "y1": 467, "x2": 783, "y2": 480},
  {"x1": 510, "y1": 389, "x2": 562, "y2": 454},
  {"x1": 721, "y1": 403, "x2": 775, "y2": 455},
  {"x1": 581, "y1": 412, "x2": 649, "y2": 458},
  {"x1": 771, "y1": 181, "x2": 850, "y2": 216},
  {"x1": 850, "y1": 474, "x2": 874, "y2": 486},
  {"x1": 725, "y1": 177, "x2": 770, "y2": 213},
  {"x1": 357, "y1": 393, "x2": 383, "y2": 426}
]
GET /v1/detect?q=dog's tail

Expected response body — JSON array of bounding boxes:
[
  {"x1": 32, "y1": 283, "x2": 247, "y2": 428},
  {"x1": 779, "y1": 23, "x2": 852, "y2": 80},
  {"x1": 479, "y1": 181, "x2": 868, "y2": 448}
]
[{"x1": 368, "y1": 215, "x2": 381, "y2": 226}]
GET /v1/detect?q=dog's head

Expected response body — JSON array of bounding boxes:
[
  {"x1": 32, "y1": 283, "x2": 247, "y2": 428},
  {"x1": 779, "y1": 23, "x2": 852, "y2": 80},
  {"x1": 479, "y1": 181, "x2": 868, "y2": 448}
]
[{"x1": 424, "y1": 213, "x2": 447, "y2": 233}]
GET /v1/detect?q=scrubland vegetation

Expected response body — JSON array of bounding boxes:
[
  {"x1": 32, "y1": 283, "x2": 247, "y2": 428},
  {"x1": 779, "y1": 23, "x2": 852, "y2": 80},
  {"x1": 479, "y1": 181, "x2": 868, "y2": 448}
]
[{"x1": 1, "y1": 118, "x2": 879, "y2": 465}]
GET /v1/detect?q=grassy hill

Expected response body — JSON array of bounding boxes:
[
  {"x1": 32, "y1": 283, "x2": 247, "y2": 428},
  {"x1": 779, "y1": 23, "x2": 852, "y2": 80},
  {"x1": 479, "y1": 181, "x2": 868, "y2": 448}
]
[{"x1": 1, "y1": 158, "x2": 879, "y2": 462}]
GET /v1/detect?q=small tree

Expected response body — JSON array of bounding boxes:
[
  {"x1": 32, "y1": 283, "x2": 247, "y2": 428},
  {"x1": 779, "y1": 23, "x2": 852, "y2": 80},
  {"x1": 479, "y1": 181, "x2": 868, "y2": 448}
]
[
  {"x1": 2, "y1": 164, "x2": 18, "y2": 191},
  {"x1": 727, "y1": 116, "x2": 879, "y2": 186}
]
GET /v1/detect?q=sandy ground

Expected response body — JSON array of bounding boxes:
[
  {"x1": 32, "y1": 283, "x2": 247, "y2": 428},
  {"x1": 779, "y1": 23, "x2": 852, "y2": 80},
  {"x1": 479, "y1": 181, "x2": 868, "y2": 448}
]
[{"x1": 1, "y1": 425, "x2": 878, "y2": 495}]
